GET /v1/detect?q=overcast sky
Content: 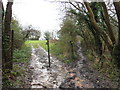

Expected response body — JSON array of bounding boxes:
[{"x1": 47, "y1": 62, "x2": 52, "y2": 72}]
[{"x1": 3, "y1": 0, "x2": 64, "y2": 34}]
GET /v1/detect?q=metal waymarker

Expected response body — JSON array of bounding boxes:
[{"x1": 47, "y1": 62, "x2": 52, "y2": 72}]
[{"x1": 46, "y1": 38, "x2": 51, "y2": 67}]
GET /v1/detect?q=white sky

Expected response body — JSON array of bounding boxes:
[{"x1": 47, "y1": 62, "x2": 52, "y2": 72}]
[{"x1": 3, "y1": 0, "x2": 64, "y2": 34}]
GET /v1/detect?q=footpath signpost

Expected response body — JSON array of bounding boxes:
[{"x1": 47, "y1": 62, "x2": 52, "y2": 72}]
[{"x1": 46, "y1": 38, "x2": 50, "y2": 68}]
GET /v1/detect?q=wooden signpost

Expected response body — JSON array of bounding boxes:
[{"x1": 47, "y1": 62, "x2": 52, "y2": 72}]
[{"x1": 46, "y1": 38, "x2": 50, "y2": 67}]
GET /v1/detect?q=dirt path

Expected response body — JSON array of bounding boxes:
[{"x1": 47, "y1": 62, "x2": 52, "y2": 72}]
[
  {"x1": 59, "y1": 43, "x2": 118, "y2": 88},
  {"x1": 28, "y1": 45, "x2": 117, "y2": 88},
  {"x1": 28, "y1": 46, "x2": 96, "y2": 88},
  {"x1": 29, "y1": 46, "x2": 67, "y2": 88}
]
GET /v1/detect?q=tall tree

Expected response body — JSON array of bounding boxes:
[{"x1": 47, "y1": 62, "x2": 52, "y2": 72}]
[
  {"x1": 0, "y1": 0, "x2": 4, "y2": 63},
  {"x1": 113, "y1": 2, "x2": 120, "y2": 69},
  {"x1": 101, "y1": 2, "x2": 116, "y2": 45},
  {"x1": 3, "y1": 0, "x2": 13, "y2": 73},
  {"x1": 22, "y1": 25, "x2": 41, "y2": 40},
  {"x1": 0, "y1": 1, "x2": 4, "y2": 89}
]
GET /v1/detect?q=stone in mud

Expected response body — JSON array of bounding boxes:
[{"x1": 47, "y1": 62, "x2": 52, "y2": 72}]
[
  {"x1": 68, "y1": 73, "x2": 76, "y2": 78},
  {"x1": 42, "y1": 66, "x2": 45, "y2": 69},
  {"x1": 30, "y1": 67, "x2": 34, "y2": 69},
  {"x1": 53, "y1": 81, "x2": 57, "y2": 84},
  {"x1": 43, "y1": 55, "x2": 45, "y2": 57},
  {"x1": 59, "y1": 80, "x2": 75, "y2": 88},
  {"x1": 59, "y1": 75, "x2": 76, "y2": 89}
]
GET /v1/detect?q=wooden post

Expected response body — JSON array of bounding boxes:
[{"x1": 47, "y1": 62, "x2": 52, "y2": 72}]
[{"x1": 47, "y1": 39, "x2": 50, "y2": 67}]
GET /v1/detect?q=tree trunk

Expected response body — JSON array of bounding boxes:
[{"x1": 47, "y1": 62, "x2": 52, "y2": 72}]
[
  {"x1": 113, "y1": 2, "x2": 120, "y2": 69},
  {"x1": 3, "y1": 1, "x2": 13, "y2": 73},
  {"x1": 101, "y1": 2, "x2": 116, "y2": 45},
  {"x1": 84, "y1": 2, "x2": 103, "y2": 55},
  {"x1": 113, "y1": 2, "x2": 120, "y2": 44},
  {"x1": 0, "y1": 1, "x2": 4, "y2": 89},
  {"x1": 86, "y1": 19, "x2": 103, "y2": 56},
  {"x1": 84, "y1": 2, "x2": 100, "y2": 33},
  {"x1": 0, "y1": 1, "x2": 3, "y2": 64}
]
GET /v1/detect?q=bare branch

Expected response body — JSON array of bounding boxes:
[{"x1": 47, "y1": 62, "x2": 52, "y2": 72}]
[{"x1": 69, "y1": 1, "x2": 84, "y2": 13}]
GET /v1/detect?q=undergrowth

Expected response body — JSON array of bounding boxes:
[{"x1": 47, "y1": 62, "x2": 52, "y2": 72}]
[
  {"x1": 84, "y1": 49, "x2": 120, "y2": 87},
  {"x1": 3, "y1": 45, "x2": 31, "y2": 88}
]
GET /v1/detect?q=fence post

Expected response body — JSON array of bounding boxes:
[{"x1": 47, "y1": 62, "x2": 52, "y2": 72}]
[{"x1": 47, "y1": 39, "x2": 50, "y2": 67}]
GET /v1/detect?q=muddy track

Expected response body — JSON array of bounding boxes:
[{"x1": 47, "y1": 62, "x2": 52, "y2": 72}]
[
  {"x1": 26, "y1": 45, "x2": 118, "y2": 89},
  {"x1": 29, "y1": 46, "x2": 67, "y2": 88},
  {"x1": 60, "y1": 43, "x2": 118, "y2": 88}
]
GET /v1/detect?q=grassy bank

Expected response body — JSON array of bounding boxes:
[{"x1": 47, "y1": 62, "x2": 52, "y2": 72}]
[
  {"x1": 83, "y1": 48, "x2": 120, "y2": 86},
  {"x1": 4, "y1": 45, "x2": 31, "y2": 88},
  {"x1": 13, "y1": 46, "x2": 31, "y2": 63}
]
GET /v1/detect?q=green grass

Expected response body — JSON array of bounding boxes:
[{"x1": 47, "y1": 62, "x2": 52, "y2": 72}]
[
  {"x1": 5, "y1": 45, "x2": 32, "y2": 88},
  {"x1": 25, "y1": 40, "x2": 64, "y2": 60},
  {"x1": 25, "y1": 40, "x2": 59, "y2": 54},
  {"x1": 13, "y1": 46, "x2": 31, "y2": 63},
  {"x1": 25, "y1": 40, "x2": 77, "y2": 64},
  {"x1": 25, "y1": 40, "x2": 47, "y2": 50}
]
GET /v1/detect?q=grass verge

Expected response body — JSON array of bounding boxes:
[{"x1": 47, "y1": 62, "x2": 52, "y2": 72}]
[
  {"x1": 25, "y1": 40, "x2": 69, "y2": 63},
  {"x1": 3, "y1": 45, "x2": 31, "y2": 88}
]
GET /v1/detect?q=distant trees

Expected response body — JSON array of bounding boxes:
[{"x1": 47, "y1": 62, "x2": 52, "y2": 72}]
[
  {"x1": 22, "y1": 25, "x2": 41, "y2": 40},
  {"x1": 44, "y1": 31, "x2": 59, "y2": 40},
  {"x1": 44, "y1": 31, "x2": 52, "y2": 40}
]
